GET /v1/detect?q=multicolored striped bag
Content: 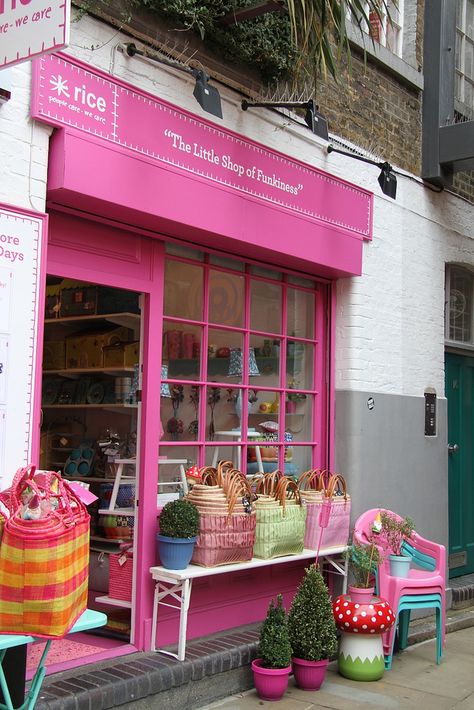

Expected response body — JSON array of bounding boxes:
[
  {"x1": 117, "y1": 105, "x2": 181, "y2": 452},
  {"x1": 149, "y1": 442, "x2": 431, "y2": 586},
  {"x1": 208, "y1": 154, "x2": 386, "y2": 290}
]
[{"x1": 0, "y1": 465, "x2": 90, "y2": 637}]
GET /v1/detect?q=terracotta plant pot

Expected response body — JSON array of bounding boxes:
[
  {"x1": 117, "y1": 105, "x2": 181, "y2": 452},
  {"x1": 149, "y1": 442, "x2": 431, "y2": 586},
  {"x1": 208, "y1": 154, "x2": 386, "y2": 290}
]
[
  {"x1": 251, "y1": 658, "x2": 291, "y2": 701},
  {"x1": 348, "y1": 585, "x2": 375, "y2": 605},
  {"x1": 291, "y1": 656, "x2": 329, "y2": 690}
]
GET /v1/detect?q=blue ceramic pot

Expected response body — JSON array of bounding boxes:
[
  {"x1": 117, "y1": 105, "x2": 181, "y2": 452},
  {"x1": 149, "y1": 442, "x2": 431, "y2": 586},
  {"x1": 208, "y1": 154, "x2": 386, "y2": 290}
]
[{"x1": 156, "y1": 534, "x2": 197, "y2": 570}]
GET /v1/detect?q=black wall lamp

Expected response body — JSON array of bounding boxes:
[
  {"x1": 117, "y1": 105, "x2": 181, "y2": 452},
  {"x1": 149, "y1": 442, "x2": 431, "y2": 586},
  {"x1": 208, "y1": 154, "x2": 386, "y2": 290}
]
[
  {"x1": 241, "y1": 99, "x2": 328, "y2": 140},
  {"x1": 327, "y1": 144, "x2": 397, "y2": 199},
  {"x1": 125, "y1": 43, "x2": 223, "y2": 119}
]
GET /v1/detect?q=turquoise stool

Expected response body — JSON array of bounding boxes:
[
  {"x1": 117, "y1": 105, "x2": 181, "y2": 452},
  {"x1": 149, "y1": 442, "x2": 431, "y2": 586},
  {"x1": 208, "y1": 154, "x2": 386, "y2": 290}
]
[
  {"x1": 0, "y1": 609, "x2": 107, "y2": 710},
  {"x1": 384, "y1": 593, "x2": 443, "y2": 670}
]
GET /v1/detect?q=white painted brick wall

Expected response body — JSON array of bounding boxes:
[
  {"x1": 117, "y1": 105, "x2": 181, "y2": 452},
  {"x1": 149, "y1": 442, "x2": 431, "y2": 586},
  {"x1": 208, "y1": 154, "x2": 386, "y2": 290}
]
[{"x1": 0, "y1": 11, "x2": 472, "y2": 403}]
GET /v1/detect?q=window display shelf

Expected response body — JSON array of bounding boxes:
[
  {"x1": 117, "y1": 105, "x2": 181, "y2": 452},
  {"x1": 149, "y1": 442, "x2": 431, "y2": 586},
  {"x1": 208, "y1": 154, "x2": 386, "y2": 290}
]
[{"x1": 167, "y1": 355, "x2": 302, "y2": 378}]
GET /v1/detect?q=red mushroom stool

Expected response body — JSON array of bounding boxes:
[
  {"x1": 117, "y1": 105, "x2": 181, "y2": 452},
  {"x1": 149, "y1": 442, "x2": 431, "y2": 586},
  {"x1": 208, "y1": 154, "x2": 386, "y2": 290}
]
[{"x1": 332, "y1": 594, "x2": 395, "y2": 681}]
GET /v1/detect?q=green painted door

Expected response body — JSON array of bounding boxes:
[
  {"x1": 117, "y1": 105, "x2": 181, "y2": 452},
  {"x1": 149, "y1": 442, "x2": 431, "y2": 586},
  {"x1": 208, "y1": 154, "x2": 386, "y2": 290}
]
[{"x1": 446, "y1": 352, "x2": 474, "y2": 577}]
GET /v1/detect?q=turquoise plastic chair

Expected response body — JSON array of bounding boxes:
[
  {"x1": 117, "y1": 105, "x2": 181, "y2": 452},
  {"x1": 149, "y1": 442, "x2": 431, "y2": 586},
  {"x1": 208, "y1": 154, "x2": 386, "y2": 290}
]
[
  {"x1": 0, "y1": 609, "x2": 107, "y2": 710},
  {"x1": 384, "y1": 593, "x2": 443, "y2": 669}
]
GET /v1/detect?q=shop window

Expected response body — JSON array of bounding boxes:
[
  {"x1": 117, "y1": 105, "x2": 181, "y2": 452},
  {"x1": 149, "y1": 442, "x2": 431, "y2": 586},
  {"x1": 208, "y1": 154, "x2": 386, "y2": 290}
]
[
  {"x1": 159, "y1": 255, "x2": 328, "y2": 478},
  {"x1": 455, "y1": 0, "x2": 474, "y2": 118},
  {"x1": 446, "y1": 265, "x2": 474, "y2": 344}
]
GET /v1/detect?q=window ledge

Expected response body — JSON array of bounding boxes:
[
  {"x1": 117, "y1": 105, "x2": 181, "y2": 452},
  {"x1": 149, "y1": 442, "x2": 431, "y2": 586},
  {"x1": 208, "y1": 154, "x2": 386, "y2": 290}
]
[{"x1": 347, "y1": 23, "x2": 423, "y2": 91}]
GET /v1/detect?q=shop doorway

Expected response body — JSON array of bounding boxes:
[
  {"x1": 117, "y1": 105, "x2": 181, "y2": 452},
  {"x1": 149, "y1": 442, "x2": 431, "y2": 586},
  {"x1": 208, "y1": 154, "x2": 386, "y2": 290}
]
[
  {"x1": 446, "y1": 352, "x2": 474, "y2": 578},
  {"x1": 38, "y1": 276, "x2": 141, "y2": 672}
]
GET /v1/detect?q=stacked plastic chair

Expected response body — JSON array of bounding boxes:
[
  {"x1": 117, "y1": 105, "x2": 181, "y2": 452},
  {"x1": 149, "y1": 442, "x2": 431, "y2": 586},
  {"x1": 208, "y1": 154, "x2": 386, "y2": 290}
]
[{"x1": 353, "y1": 508, "x2": 446, "y2": 669}]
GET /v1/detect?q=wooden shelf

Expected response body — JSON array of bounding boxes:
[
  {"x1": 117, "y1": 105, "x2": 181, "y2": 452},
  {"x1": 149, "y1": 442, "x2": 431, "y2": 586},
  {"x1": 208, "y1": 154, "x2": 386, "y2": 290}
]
[
  {"x1": 42, "y1": 403, "x2": 137, "y2": 410},
  {"x1": 45, "y1": 312, "x2": 140, "y2": 330},
  {"x1": 95, "y1": 595, "x2": 132, "y2": 609},
  {"x1": 43, "y1": 367, "x2": 135, "y2": 378}
]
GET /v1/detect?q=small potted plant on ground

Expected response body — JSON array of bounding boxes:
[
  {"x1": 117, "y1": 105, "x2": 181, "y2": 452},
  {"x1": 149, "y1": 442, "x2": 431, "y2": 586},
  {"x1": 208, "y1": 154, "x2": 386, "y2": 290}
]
[
  {"x1": 378, "y1": 511, "x2": 415, "y2": 578},
  {"x1": 287, "y1": 564, "x2": 338, "y2": 691},
  {"x1": 156, "y1": 498, "x2": 200, "y2": 570},
  {"x1": 347, "y1": 540, "x2": 383, "y2": 604},
  {"x1": 251, "y1": 595, "x2": 292, "y2": 701}
]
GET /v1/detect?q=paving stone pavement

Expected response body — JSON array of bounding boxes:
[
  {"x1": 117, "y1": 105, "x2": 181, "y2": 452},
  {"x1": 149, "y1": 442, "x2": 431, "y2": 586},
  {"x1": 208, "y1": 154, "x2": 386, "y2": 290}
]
[{"x1": 199, "y1": 626, "x2": 474, "y2": 710}]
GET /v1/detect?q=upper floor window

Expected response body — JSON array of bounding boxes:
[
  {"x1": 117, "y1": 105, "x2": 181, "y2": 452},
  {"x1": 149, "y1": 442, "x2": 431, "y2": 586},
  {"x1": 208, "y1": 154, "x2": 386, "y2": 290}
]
[
  {"x1": 351, "y1": 0, "x2": 404, "y2": 57},
  {"x1": 455, "y1": 0, "x2": 474, "y2": 117},
  {"x1": 446, "y1": 265, "x2": 474, "y2": 344}
]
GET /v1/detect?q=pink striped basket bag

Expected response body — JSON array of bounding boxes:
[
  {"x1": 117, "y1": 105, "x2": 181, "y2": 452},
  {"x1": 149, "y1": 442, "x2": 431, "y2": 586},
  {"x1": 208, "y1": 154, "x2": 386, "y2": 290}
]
[
  {"x1": 185, "y1": 461, "x2": 256, "y2": 567},
  {"x1": 300, "y1": 469, "x2": 351, "y2": 550}
]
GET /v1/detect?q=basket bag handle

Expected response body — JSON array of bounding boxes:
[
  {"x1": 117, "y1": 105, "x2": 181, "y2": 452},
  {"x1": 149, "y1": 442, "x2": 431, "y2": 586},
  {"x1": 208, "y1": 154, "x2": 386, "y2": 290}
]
[
  {"x1": 297, "y1": 468, "x2": 326, "y2": 492},
  {"x1": 255, "y1": 470, "x2": 282, "y2": 496},
  {"x1": 325, "y1": 473, "x2": 348, "y2": 500},
  {"x1": 200, "y1": 466, "x2": 218, "y2": 485},
  {"x1": 274, "y1": 476, "x2": 301, "y2": 513}
]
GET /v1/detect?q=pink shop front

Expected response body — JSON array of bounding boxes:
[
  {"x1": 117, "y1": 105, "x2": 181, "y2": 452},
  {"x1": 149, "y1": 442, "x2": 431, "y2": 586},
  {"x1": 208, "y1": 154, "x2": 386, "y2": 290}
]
[{"x1": 29, "y1": 52, "x2": 373, "y2": 664}]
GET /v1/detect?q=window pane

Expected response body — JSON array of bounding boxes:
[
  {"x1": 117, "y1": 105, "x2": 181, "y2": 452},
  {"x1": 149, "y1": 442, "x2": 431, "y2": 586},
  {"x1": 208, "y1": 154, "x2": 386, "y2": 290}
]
[
  {"x1": 449, "y1": 267, "x2": 473, "y2": 342},
  {"x1": 288, "y1": 445, "x2": 314, "y2": 479},
  {"x1": 157, "y1": 446, "x2": 197, "y2": 502},
  {"x1": 285, "y1": 394, "x2": 313, "y2": 443},
  {"x1": 165, "y1": 244, "x2": 204, "y2": 261},
  {"x1": 287, "y1": 288, "x2": 315, "y2": 339},
  {"x1": 160, "y1": 384, "x2": 203, "y2": 441},
  {"x1": 164, "y1": 260, "x2": 203, "y2": 320},
  {"x1": 249, "y1": 335, "x2": 280, "y2": 389},
  {"x1": 209, "y1": 254, "x2": 244, "y2": 271},
  {"x1": 250, "y1": 279, "x2": 282, "y2": 333},
  {"x1": 207, "y1": 329, "x2": 244, "y2": 382},
  {"x1": 287, "y1": 342, "x2": 314, "y2": 391},
  {"x1": 209, "y1": 269, "x2": 244, "y2": 326},
  {"x1": 163, "y1": 323, "x2": 202, "y2": 380}
]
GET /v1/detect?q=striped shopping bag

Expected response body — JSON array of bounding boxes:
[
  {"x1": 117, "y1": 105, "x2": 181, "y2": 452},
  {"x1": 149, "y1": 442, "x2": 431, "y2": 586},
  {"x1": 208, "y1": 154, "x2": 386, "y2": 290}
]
[{"x1": 0, "y1": 466, "x2": 90, "y2": 638}]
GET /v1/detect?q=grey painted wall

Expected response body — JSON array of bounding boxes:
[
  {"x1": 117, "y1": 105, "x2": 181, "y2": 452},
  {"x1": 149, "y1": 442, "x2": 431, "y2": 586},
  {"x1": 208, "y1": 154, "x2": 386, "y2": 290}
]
[{"x1": 335, "y1": 389, "x2": 448, "y2": 551}]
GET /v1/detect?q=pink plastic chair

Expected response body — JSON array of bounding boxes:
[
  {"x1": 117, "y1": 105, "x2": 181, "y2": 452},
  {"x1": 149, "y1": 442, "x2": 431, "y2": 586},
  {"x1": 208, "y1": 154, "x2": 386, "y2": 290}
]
[{"x1": 353, "y1": 508, "x2": 446, "y2": 660}]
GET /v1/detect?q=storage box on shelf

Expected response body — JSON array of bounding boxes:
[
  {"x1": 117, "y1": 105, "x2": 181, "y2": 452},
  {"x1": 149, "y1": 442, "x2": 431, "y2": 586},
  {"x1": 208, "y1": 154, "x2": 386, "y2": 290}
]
[{"x1": 65, "y1": 325, "x2": 133, "y2": 369}]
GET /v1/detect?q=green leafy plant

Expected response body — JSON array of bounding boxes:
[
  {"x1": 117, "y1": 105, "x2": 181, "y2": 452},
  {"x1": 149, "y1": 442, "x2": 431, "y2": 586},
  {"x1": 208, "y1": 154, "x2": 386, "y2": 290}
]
[
  {"x1": 159, "y1": 499, "x2": 199, "y2": 539},
  {"x1": 379, "y1": 511, "x2": 415, "y2": 556},
  {"x1": 258, "y1": 594, "x2": 292, "y2": 669},
  {"x1": 347, "y1": 541, "x2": 383, "y2": 588},
  {"x1": 287, "y1": 564, "x2": 337, "y2": 661}
]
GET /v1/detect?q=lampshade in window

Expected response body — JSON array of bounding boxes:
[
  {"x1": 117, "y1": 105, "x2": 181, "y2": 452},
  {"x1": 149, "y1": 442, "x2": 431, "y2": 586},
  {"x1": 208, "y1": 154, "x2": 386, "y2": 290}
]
[
  {"x1": 227, "y1": 347, "x2": 260, "y2": 377},
  {"x1": 160, "y1": 364, "x2": 171, "y2": 397}
]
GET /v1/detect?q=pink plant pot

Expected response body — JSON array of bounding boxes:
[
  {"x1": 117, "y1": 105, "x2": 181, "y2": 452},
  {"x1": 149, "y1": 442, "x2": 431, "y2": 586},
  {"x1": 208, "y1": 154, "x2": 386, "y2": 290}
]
[
  {"x1": 286, "y1": 400, "x2": 297, "y2": 414},
  {"x1": 251, "y1": 658, "x2": 291, "y2": 701},
  {"x1": 348, "y1": 585, "x2": 375, "y2": 605},
  {"x1": 292, "y1": 656, "x2": 329, "y2": 691}
]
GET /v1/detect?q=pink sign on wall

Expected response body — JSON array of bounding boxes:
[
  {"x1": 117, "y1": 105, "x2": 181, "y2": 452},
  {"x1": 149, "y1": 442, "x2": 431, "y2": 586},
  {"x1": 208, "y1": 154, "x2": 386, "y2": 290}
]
[
  {"x1": 0, "y1": 0, "x2": 70, "y2": 69},
  {"x1": 31, "y1": 53, "x2": 372, "y2": 239}
]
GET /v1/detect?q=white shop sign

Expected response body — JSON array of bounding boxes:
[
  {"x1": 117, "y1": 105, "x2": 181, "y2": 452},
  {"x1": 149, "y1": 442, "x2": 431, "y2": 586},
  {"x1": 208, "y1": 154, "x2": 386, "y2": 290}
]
[
  {"x1": 0, "y1": 204, "x2": 46, "y2": 487},
  {"x1": 0, "y1": 0, "x2": 70, "y2": 69}
]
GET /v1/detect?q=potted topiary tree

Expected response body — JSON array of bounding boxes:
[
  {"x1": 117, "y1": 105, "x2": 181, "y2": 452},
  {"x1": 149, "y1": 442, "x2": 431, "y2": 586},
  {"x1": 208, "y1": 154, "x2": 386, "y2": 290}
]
[
  {"x1": 251, "y1": 595, "x2": 292, "y2": 701},
  {"x1": 379, "y1": 511, "x2": 415, "y2": 578},
  {"x1": 287, "y1": 564, "x2": 338, "y2": 690},
  {"x1": 156, "y1": 498, "x2": 200, "y2": 570},
  {"x1": 347, "y1": 540, "x2": 383, "y2": 604}
]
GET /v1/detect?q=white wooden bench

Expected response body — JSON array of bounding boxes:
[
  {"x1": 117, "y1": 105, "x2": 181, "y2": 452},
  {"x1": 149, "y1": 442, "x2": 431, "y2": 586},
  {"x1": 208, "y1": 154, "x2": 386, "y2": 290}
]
[{"x1": 149, "y1": 545, "x2": 348, "y2": 661}]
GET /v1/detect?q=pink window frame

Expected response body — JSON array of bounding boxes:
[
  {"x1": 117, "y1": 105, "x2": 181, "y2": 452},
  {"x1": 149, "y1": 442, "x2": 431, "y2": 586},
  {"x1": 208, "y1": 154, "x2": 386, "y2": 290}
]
[{"x1": 160, "y1": 253, "x2": 331, "y2": 471}]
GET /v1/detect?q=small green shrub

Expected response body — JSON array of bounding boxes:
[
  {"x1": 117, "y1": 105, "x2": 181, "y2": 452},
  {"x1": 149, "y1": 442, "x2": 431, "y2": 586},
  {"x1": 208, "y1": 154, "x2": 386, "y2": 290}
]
[
  {"x1": 159, "y1": 499, "x2": 199, "y2": 539},
  {"x1": 288, "y1": 564, "x2": 337, "y2": 662},
  {"x1": 258, "y1": 595, "x2": 292, "y2": 669}
]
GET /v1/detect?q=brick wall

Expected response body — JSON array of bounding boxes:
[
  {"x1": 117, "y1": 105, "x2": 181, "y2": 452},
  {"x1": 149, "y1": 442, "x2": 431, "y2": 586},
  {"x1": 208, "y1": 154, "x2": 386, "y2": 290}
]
[{"x1": 317, "y1": 54, "x2": 422, "y2": 174}]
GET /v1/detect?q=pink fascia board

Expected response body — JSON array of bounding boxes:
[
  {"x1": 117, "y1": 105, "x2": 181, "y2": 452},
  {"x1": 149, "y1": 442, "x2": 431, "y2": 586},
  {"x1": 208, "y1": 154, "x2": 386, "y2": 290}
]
[{"x1": 47, "y1": 128, "x2": 365, "y2": 278}]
